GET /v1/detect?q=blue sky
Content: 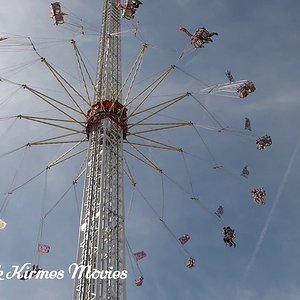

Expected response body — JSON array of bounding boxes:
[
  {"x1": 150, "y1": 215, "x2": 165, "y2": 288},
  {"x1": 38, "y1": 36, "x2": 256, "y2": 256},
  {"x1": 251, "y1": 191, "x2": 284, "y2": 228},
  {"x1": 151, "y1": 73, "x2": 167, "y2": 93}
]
[{"x1": 0, "y1": 1, "x2": 300, "y2": 299}]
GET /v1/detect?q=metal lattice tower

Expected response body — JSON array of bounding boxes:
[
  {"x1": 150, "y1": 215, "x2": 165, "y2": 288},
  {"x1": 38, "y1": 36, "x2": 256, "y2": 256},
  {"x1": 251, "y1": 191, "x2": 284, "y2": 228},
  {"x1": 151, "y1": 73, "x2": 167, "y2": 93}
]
[{"x1": 73, "y1": 1, "x2": 127, "y2": 299}]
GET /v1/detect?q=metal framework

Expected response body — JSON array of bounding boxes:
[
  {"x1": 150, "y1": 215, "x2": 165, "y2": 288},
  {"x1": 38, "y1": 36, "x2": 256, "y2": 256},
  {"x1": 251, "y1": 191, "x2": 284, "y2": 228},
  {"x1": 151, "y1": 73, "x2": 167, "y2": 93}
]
[{"x1": 73, "y1": 1, "x2": 127, "y2": 299}]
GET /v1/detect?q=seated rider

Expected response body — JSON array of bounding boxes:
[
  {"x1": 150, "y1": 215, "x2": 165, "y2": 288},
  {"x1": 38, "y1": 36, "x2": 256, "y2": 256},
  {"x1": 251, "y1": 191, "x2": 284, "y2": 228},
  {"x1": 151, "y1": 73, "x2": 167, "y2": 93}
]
[
  {"x1": 186, "y1": 257, "x2": 195, "y2": 268},
  {"x1": 191, "y1": 28, "x2": 218, "y2": 48},
  {"x1": 263, "y1": 135, "x2": 272, "y2": 146},
  {"x1": 223, "y1": 227, "x2": 236, "y2": 248},
  {"x1": 132, "y1": 0, "x2": 142, "y2": 8},
  {"x1": 251, "y1": 187, "x2": 266, "y2": 204},
  {"x1": 32, "y1": 265, "x2": 42, "y2": 276},
  {"x1": 238, "y1": 81, "x2": 256, "y2": 98},
  {"x1": 241, "y1": 165, "x2": 249, "y2": 177},
  {"x1": 256, "y1": 135, "x2": 272, "y2": 150},
  {"x1": 20, "y1": 264, "x2": 42, "y2": 280},
  {"x1": 135, "y1": 276, "x2": 144, "y2": 286},
  {"x1": 245, "y1": 81, "x2": 255, "y2": 93},
  {"x1": 195, "y1": 28, "x2": 218, "y2": 42},
  {"x1": 223, "y1": 227, "x2": 231, "y2": 247}
]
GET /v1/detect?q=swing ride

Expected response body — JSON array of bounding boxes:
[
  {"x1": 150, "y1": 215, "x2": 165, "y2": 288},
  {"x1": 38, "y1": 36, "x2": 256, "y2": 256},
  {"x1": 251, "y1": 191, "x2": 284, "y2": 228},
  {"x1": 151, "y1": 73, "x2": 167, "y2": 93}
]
[
  {"x1": 179, "y1": 26, "x2": 218, "y2": 49},
  {"x1": 50, "y1": 2, "x2": 67, "y2": 25},
  {"x1": 0, "y1": 1, "x2": 273, "y2": 299}
]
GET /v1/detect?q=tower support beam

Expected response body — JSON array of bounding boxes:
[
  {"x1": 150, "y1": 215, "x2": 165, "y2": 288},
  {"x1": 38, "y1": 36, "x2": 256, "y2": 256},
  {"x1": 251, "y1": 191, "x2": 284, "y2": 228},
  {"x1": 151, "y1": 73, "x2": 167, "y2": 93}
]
[{"x1": 73, "y1": 1, "x2": 126, "y2": 299}]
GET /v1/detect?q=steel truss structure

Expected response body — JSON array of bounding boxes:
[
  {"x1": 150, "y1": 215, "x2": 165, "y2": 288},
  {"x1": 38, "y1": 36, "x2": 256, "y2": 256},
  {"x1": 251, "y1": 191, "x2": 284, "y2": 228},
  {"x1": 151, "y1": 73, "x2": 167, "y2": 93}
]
[{"x1": 73, "y1": 1, "x2": 127, "y2": 299}]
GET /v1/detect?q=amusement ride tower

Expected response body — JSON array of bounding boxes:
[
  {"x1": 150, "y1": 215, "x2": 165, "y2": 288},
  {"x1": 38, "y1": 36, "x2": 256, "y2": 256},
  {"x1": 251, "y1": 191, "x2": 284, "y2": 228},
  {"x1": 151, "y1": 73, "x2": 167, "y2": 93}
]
[{"x1": 73, "y1": 0, "x2": 127, "y2": 299}]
